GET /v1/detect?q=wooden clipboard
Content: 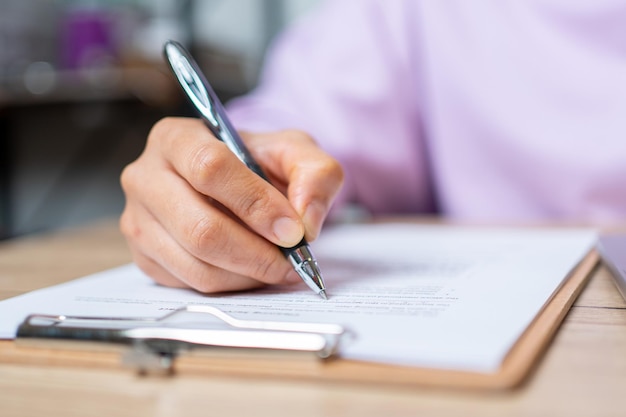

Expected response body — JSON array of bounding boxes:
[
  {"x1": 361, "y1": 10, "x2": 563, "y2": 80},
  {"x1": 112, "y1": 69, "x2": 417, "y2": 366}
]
[{"x1": 0, "y1": 249, "x2": 598, "y2": 391}]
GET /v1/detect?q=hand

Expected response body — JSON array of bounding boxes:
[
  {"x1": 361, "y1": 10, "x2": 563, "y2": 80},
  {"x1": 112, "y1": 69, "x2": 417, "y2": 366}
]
[{"x1": 120, "y1": 117, "x2": 344, "y2": 293}]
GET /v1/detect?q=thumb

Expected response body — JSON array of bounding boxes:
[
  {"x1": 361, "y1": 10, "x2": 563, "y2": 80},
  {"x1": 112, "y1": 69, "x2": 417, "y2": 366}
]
[{"x1": 244, "y1": 130, "x2": 344, "y2": 241}]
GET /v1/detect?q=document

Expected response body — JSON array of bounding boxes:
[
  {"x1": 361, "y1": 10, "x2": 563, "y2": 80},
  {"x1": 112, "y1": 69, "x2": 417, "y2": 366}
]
[{"x1": 0, "y1": 224, "x2": 596, "y2": 373}]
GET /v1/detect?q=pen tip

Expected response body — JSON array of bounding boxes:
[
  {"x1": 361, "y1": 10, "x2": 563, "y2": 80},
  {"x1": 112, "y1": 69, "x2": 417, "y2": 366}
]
[{"x1": 319, "y1": 289, "x2": 328, "y2": 300}]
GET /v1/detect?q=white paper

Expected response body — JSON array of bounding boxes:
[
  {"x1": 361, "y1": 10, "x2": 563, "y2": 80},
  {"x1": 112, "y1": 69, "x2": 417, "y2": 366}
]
[{"x1": 0, "y1": 224, "x2": 596, "y2": 373}]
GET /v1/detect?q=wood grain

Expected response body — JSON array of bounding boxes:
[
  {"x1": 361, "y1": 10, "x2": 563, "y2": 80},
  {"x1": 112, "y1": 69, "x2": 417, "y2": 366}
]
[{"x1": 1, "y1": 219, "x2": 625, "y2": 417}]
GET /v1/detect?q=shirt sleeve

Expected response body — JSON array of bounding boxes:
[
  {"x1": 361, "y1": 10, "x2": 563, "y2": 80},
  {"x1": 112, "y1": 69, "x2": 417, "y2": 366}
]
[{"x1": 226, "y1": 0, "x2": 436, "y2": 216}]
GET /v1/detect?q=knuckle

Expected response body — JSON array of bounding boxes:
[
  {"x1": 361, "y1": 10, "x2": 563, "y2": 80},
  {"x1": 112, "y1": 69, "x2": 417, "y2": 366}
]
[
  {"x1": 148, "y1": 117, "x2": 177, "y2": 145},
  {"x1": 187, "y1": 215, "x2": 221, "y2": 255},
  {"x1": 119, "y1": 162, "x2": 140, "y2": 194},
  {"x1": 251, "y1": 254, "x2": 274, "y2": 281},
  {"x1": 320, "y1": 157, "x2": 344, "y2": 184},
  {"x1": 236, "y1": 187, "x2": 272, "y2": 220},
  {"x1": 188, "y1": 144, "x2": 228, "y2": 187},
  {"x1": 148, "y1": 117, "x2": 200, "y2": 153},
  {"x1": 248, "y1": 250, "x2": 288, "y2": 283},
  {"x1": 281, "y1": 129, "x2": 316, "y2": 144},
  {"x1": 277, "y1": 129, "x2": 344, "y2": 184}
]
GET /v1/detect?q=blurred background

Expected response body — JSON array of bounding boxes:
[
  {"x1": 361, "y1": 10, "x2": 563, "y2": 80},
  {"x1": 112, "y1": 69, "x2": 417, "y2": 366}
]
[{"x1": 0, "y1": 0, "x2": 321, "y2": 240}]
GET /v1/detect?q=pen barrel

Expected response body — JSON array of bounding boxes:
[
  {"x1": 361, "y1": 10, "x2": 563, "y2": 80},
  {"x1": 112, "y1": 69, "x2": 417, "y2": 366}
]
[
  {"x1": 283, "y1": 239, "x2": 326, "y2": 294},
  {"x1": 280, "y1": 237, "x2": 308, "y2": 258},
  {"x1": 164, "y1": 40, "x2": 326, "y2": 296}
]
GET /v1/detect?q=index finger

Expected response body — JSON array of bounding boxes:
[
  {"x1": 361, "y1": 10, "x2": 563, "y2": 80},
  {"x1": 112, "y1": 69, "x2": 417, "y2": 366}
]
[{"x1": 148, "y1": 117, "x2": 305, "y2": 248}]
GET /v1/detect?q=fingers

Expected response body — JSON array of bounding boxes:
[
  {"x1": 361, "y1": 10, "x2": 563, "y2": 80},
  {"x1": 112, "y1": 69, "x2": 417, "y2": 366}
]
[
  {"x1": 244, "y1": 130, "x2": 345, "y2": 240},
  {"x1": 150, "y1": 118, "x2": 305, "y2": 248},
  {"x1": 121, "y1": 157, "x2": 296, "y2": 287},
  {"x1": 120, "y1": 196, "x2": 278, "y2": 293}
]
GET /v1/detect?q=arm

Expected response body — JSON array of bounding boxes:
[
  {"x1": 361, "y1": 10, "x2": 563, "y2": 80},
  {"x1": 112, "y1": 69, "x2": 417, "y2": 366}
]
[{"x1": 228, "y1": 0, "x2": 436, "y2": 215}]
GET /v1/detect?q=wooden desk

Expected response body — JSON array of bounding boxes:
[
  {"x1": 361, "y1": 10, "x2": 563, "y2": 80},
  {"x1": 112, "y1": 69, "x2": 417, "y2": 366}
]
[{"x1": 1, "y1": 219, "x2": 625, "y2": 417}]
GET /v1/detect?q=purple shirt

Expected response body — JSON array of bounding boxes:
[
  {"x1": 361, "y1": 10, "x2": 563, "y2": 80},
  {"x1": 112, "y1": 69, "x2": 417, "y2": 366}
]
[{"x1": 227, "y1": 0, "x2": 626, "y2": 222}]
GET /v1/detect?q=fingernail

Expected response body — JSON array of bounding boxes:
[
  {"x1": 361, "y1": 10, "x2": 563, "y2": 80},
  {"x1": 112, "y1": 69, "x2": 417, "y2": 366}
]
[
  {"x1": 273, "y1": 217, "x2": 303, "y2": 247},
  {"x1": 303, "y1": 201, "x2": 325, "y2": 240}
]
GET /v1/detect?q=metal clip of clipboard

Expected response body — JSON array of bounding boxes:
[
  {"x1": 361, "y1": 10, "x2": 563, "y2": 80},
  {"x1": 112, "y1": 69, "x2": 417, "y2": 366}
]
[{"x1": 16, "y1": 305, "x2": 347, "y2": 375}]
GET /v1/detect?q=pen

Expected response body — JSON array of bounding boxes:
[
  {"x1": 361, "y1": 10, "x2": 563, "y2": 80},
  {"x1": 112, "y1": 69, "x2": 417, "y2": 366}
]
[{"x1": 163, "y1": 40, "x2": 328, "y2": 300}]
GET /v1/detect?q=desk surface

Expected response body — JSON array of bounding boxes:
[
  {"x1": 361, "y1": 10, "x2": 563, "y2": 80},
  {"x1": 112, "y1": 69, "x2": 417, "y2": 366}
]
[{"x1": 1, "y1": 219, "x2": 626, "y2": 417}]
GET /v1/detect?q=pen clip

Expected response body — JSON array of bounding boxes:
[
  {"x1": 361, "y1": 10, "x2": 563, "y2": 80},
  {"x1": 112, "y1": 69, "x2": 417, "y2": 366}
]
[
  {"x1": 163, "y1": 40, "x2": 266, "y2": 178},
  {"x1": 163, "y1": 41, "x2": 221, "y2": 135}
]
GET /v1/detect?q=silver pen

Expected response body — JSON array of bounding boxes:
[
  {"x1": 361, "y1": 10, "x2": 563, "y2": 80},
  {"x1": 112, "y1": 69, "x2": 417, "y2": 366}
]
[{"x1": 163, "y1": 40, "x2": 328, "y2": 300}]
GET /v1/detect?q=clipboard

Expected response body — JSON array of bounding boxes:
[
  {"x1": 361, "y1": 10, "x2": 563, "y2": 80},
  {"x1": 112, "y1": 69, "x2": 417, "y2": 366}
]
[{"x1": 3, "y1": 250, "x2": 598, "y2": 390}]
